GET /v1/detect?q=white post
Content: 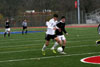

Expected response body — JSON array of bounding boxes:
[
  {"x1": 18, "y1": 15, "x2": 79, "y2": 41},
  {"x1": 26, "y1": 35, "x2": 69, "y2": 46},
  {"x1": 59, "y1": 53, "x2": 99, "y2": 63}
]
[{"x1": 77, "y1": 0, "x2": 80, "y2": 24}]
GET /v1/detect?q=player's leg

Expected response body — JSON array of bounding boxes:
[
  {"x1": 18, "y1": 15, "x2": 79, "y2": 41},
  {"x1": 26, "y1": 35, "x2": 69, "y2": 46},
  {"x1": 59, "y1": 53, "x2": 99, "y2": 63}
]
[
  {"x1": 62, "y1": 40, "x2": 66, "y2": 51},
  {"x1": 8, "y1": 28, "x2": 10, "y2": 37},
  {"x1": 51, "y1": 36, "x2": 61, "y2": 50},
  {"x1": 8, "y1": 31, "x2": 10, "y2": 37},
  {"x1": 42, "y1": 35, "x2": 50, "y2": 55},
  {"x1": 25, "y1": 28, "x2": 28, "y2": 34},
  {"x1": 42, "y1": 40, "x2": 49, "y2": 51},
  {"x1": 54, "y1": 37, "x2": 62, "y2": 46},
  {"x1": 60, "y1": 35, "x2": 67, "y2": 54},
  {"x1": 22, "y1": 27, "x2": 25, "y2": 35},
  {"x1": 51, "y1": 42, "x2": 59, "y2": 50},
  {"x1": 42, "y1": 40, "x2": 49, "y2": 55},
  {"x1": 4, "y1": 32, "x2": 7, "y2": 37},
  {"x1": 51, "y1": 37, "x2": 62, "y2": 54},
  {"x1": 4, "y1": 29, "x2": 7, "y2": 37}
]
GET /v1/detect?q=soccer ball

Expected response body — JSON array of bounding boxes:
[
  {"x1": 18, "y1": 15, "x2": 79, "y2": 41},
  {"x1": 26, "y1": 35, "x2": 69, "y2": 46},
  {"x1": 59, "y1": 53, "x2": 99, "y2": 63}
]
[{"x1": 57, "y1": 47, "x2": 63, "y2": 52}]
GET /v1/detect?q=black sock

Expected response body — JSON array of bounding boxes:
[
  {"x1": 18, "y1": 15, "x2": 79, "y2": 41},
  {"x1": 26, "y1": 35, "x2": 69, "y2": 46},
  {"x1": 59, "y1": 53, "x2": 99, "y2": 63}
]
[
  {"x1": 8, "y1": 33, "x2": 10, "y2": 37},
  {"x1": 62, "y1": 46, "x2": 65, "y2": 51},
  {"x1": 4, "y1": 32, "x2": 7, "y2": 37},
  {"x1": 25, "y1": 30, "x2": 27, "y2": 34},
  {"x1": 22, "y1": 30, "x2": 24, "y2": 35}
]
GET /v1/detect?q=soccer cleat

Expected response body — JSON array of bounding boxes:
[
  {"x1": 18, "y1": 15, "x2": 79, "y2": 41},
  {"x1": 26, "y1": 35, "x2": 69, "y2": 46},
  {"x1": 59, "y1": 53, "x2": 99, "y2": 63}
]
[
  {"x1": 52, "y1": 49, "x2": 57, "y2": 54},
  {"x1": 42, "y1": 50, "x2": 46, "y2": 56},
  {"x1": 59, "y1": 52, "x2": 67, "y2": 55},
  {"x1": 51, "y1": 48, "x2": 56, "y2": 54}
]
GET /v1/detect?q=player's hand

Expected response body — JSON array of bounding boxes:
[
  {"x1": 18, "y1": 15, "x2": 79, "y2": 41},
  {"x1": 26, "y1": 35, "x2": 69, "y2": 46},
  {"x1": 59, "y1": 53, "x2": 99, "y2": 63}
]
[
  {"x1": 66, "y1": 33, "x2": 68, "y2": 36},
  {"x1": 58, "y1": 28, "x2": 61, "y2": 32},
  {"x1": 53, "y1": 27, "x2": 57, "y2": 30}
]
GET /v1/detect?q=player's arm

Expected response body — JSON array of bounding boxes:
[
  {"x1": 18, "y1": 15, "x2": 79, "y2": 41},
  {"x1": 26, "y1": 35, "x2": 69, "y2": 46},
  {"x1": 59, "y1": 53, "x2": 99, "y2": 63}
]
[
  {"x1": 97, "y1": 24, "x2": 100, "y2": 31},
  {"x1": 97, "y1": 24, "x2": 100, "y2": 34},
  {"x1": 62, "y1": 24, "x2": 68, "y2": 35}
]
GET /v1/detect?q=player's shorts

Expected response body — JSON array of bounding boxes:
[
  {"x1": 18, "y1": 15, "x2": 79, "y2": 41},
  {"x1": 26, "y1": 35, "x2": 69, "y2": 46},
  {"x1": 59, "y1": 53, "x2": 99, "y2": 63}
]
[
  {"x1": 5, "y1": 28, "x2": 10, "y2": 32},
  {"x1": 23, "y1": 26, "x2": 27, "y2": 29},
  {"x1": 57, "y1": 35, "x2": 66, "y2": 41},
  {"x1": 45, "y1": 34, "x2": 57, "y2": 41}
]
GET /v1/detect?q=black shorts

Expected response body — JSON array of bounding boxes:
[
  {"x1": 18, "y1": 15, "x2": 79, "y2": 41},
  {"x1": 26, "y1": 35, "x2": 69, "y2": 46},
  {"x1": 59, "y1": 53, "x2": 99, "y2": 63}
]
[
  {"x1": 45, "y1": 34, "x2": 57, "y2": 41},
  {"x1": 23, "y1": 26, "x2": 27, "y2": 29}
]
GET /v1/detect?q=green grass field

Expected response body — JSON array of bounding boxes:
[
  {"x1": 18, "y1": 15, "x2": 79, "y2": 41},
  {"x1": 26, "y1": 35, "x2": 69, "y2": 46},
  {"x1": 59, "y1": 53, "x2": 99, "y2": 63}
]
[{"x1": 0, "y1": 27, "x2": 100, "y2": 67}]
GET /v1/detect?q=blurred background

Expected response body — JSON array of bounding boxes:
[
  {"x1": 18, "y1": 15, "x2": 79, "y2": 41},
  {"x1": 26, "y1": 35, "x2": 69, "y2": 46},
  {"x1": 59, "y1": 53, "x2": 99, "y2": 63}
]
[{"x1": 0, "y1": 0, "x2": 100, "y2": 27}]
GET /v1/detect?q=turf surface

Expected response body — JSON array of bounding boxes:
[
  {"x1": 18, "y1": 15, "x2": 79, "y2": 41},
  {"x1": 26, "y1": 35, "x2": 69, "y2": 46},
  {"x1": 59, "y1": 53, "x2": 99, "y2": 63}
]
[{"x1": 0, "y1": 27, "x2": 100, "y2": 67}]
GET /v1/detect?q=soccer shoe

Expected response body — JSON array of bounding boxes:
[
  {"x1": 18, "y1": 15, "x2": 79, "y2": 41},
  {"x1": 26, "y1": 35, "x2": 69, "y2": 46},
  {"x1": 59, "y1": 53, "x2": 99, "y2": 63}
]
[
  {"x1": 52, "y1": 49, "x2": 57, "y2": 54},
  {"x1": 42, "y1": 50, "x2": 46, "y2": 56},
  {"x1": 59, "y1": 52, "x2": 67, "y2": 55},
  {"x1": 51, "y1": 48, "x2": 56, "y2": 54},
  {"x1": 51, "y1": 47, "x2": 57, "y2": 54}
]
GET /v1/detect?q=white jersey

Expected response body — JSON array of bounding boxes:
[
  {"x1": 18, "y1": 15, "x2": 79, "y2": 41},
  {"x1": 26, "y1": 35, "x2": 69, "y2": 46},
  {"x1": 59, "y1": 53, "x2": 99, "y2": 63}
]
[
  {"x1": 46, "y1": 18, "x2": 58, "y2": 35},
  {"x1": 22, "y1": 21, "x2": 27, "y2": 27}
]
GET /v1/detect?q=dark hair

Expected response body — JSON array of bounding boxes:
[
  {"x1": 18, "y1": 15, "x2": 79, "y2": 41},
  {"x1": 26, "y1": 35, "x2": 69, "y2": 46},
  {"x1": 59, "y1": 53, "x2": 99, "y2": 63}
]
[
  {"x1": 53, "y1": 14, "x2": 58, "y2": 18},
  {"x1": 61, "y1": 16, "x2": 66, "y2": 19}
]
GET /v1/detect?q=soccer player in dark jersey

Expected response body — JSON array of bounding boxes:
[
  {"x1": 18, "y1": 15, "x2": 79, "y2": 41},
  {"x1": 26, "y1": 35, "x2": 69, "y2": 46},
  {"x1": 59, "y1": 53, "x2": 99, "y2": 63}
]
[
  {"x1": 51, "y1": 16, "x2": 68, "y2": 54},
  {"x1": 22, "y1": 19, "x2": 28, "y2": 35},
  {"x1": 4, "y1": 18, "x2": 11, "y2": 37},
  {"x1": 97, "y1": 24, "x2": 100, "y2": 35}
]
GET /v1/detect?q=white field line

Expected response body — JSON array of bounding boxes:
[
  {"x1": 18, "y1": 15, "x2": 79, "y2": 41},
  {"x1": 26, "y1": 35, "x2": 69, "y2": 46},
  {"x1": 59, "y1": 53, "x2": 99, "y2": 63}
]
[
  {"x1": 0, "y1": 44, "x2": 95, "y2": 54},
  {"x1": 0, "y1": 38, "x2": 96, "y2": 48},
  {"x1": 0, "y1": 35, "x2": 98, "y2": 42},
  {"x1": 0, "y1": 38, "x2": 39, "y2": 41},
  {"x1": 0, "y1": 44, "x2": 41, "y2": 48},
  {"x1": 0, "y1": 40, "x2": 43, "y2": 44},
  {"x1": 0, "y1": 51, "x2": 100, "y2": 63},
  {"x1": 0, "y1": 39, "x2": 96, "y2": 45}
]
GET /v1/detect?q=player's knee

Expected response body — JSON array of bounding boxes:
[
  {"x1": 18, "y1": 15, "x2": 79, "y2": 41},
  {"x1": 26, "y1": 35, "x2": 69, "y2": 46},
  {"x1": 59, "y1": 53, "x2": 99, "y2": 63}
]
[
  {"x1": 64, "y1": 40, "x2": 66, "y2": 44},
  {"x1": 45, "y1": 41, "x2": 49, "y2": 46}
]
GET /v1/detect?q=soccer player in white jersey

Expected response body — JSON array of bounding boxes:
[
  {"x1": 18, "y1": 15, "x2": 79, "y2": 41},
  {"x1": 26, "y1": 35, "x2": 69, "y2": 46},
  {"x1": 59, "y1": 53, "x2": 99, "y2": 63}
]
[
  {"x1": 22, "y1": 19, "x2": 28, "y2": 35},
  {"x1": 51, "y1": 16, "x2": 68, "y2": 54},
  {"x1": 42, "y1": 14, "x2": 62, "y2": 55}
]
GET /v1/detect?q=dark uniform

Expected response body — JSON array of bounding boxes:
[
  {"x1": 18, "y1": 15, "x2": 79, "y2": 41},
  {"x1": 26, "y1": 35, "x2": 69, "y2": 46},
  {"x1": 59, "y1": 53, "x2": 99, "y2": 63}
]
[
  {"x1": 56, "y1": 22, "x2": 67, "y2": 36},
  {"x1": 55, "y1": 21, "x2": 68, "y2": 52},
  {"x1": 4, "y1": 20, "x2": 10, "y2": 37},
  {"x1": 97, "y1": 24, "x2": 100, "y2": 34},
  {"x1": 5, "y1": 21, "x2": 10, "y2": 28}
]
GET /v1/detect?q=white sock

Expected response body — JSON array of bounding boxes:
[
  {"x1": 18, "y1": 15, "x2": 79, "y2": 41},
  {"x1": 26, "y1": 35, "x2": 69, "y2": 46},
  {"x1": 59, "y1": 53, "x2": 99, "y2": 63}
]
[
  {"x1": 42, "y1": 44, "x2": 47, "y2": 51},
  {"x1": 51, "y1": 42, "x2": 58, "y2": 49}
]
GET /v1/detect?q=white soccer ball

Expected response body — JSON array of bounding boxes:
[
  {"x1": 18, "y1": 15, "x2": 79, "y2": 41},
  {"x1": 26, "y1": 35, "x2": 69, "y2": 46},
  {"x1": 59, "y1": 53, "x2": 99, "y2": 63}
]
[{"x1": 57, "y1": 47, "x2": 63, "y2": 52}]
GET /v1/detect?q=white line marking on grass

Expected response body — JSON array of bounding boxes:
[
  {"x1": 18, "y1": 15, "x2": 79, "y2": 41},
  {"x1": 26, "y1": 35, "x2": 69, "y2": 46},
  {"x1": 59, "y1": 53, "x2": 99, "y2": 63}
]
[
  {"x1": 0, "y1": 40, "x2": 44, "y2": 44},
  {"x1": 0, "y1": 44, "x2": 95, "y2": 54},
  {"x1": 0, "y1": 39, "x2": 96, "y2": 45},
  {"x1": 0, "y1": 51, "x2": 100, "y2": 63},
  {"x1": 0, "y1": 35, "x2": 98, "y2": 42},
  {"x1": 0, "y1": 43, "x2": 41, "y2": 48}
]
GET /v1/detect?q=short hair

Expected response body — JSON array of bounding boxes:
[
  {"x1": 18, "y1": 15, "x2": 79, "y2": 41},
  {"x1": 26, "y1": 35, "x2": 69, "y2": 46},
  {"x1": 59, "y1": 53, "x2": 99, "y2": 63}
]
[
  {"x1": 61, "y1": 16, "x2": 66, "y2": 19},
  {"x1": 53, "y1": 14, "x2": 58, "y2": 18}
]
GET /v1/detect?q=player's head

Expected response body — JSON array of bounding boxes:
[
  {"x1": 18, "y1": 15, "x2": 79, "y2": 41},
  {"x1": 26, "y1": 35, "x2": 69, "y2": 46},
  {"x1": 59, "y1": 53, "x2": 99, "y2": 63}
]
[
  {"x1": 6, "y1": 18, "x2": 9, "y2": 22},
  {"x1": 53, "y1": 14, "x2": 58, "y2": 21},
  {"x1": 24, "y1": 19, "x2": 27, "y2": 22},
  {"x1": 61, "y1": 16, "x2": 66, "y2": 23}
]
